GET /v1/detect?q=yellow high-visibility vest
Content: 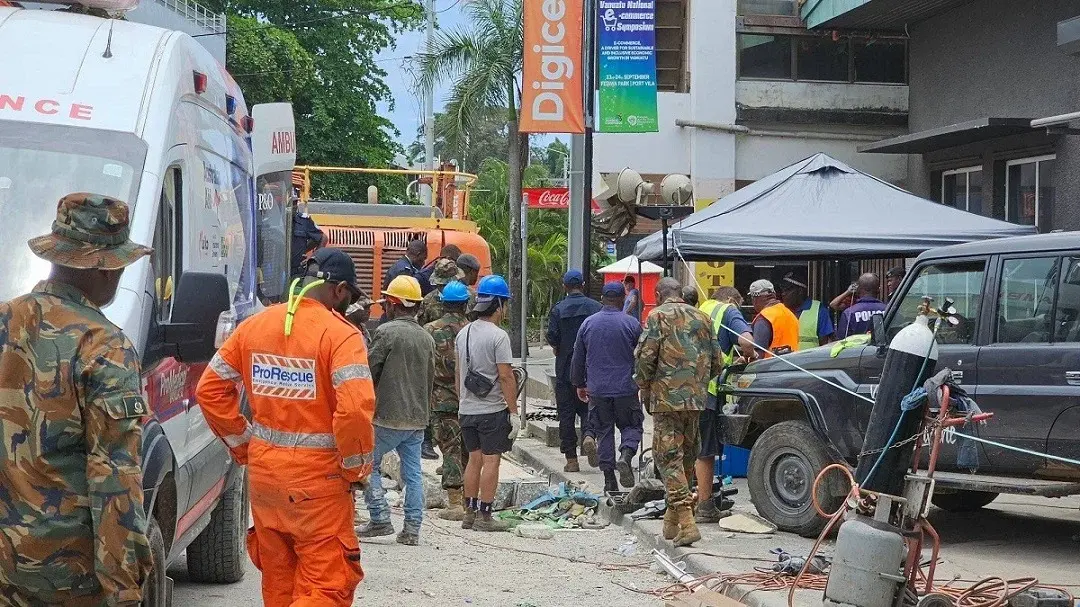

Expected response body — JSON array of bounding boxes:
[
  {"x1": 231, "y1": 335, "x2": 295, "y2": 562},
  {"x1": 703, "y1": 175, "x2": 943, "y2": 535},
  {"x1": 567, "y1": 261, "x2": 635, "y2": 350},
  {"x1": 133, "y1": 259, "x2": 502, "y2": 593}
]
[{"x1": 798, "y1": 299, "x2": 822, "y2": 351}]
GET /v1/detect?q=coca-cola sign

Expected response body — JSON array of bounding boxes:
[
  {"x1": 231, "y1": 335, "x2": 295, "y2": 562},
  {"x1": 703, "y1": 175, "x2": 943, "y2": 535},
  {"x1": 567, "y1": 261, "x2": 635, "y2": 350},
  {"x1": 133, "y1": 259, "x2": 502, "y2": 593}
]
[
  {"x1": 524, "y1": 187, "x2": 570, "y2": 209},
  {"x1": 523, "y1": 188, "x2": 602, "y2": 212}
]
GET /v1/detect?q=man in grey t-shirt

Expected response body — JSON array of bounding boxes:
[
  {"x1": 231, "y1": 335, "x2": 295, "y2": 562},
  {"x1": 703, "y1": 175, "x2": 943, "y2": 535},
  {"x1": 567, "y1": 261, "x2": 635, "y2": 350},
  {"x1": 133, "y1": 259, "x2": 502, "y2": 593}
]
[{"x1": 455, "y1": 275, "x2": 518, "y2": 532}]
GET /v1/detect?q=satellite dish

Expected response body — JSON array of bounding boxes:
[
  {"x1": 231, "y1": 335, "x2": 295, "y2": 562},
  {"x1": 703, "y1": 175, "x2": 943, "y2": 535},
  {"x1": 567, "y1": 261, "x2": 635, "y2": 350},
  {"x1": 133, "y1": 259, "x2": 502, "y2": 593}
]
[
  {"x1": 660, "y1": 174, "x2": 693, "y2": 205},
  {"x1": 615, "y1": 168, "x2": 645, "y2": 203}
]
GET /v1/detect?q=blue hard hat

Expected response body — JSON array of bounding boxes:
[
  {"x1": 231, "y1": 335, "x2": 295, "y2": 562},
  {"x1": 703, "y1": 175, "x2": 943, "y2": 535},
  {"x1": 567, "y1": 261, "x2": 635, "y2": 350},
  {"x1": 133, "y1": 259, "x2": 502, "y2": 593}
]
[
  {"x1": 477, "y1": 274, "x2": 511, "y2": 298},
  {"x1": 440, "y1": 281, "x2": 471, "y2": 303}
]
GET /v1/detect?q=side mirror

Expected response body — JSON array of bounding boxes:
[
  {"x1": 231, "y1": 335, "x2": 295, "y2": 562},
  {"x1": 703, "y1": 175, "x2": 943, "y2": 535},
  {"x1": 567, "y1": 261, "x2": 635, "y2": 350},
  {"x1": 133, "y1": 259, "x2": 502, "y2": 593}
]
[
  {"x1": 163, "y1": 272, "x2": 231, "y2": 363},
  {"x1": 871, "y1": 314, "x2": 887, "y2": 347}
]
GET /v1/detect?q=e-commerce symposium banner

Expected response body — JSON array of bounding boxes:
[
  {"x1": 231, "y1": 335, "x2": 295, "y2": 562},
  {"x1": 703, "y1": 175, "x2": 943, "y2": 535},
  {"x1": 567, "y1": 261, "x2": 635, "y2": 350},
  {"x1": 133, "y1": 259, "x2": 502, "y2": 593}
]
[{"x1": 597, "y1": 0, "x2": 658, "y2": 133}]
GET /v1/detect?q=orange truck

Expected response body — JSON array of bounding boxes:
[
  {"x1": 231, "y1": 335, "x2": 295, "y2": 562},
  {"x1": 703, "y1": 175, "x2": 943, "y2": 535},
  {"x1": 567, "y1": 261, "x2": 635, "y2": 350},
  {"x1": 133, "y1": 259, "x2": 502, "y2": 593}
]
[{"x1": 293, "y1": 165, "x2": 493, "y2": 317}]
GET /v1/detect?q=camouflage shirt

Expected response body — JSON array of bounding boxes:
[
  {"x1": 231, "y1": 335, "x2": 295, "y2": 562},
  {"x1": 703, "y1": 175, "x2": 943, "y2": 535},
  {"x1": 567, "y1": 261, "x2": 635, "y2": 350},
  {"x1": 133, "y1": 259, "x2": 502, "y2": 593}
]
[
  {"x1": 417, "y1": 289, "x2": 446, "y2": 327},
  {"x1": 0, "y1": 281, "x2": 152, "y2": 603},
  {"x1": 424, "y1": 311, "x2": 468, "y2": 412},
  {"x1": 634, "y1": 296, "x2": 724, "y2": 413}
]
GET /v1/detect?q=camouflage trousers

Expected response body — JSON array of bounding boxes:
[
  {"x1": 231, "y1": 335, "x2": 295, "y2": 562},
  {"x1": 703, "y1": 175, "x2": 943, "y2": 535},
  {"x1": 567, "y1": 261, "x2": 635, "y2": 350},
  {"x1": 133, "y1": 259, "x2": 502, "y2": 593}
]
[
  {"x1": 652, "y1": 411, "x2": 701, "y2": 509},
  {"x1": 0, "y1": 585, "x2": 106, "y2": 607},
  {"x1": 432, "y1": 411, "x2": 467, "y2": 489}
]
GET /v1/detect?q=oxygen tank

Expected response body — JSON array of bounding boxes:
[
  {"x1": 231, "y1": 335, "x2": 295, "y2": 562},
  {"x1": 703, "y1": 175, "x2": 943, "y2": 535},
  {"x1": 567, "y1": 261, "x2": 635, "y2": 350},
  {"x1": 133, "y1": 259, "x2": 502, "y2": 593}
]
[{"x1": 854, "y1": 314, "x2": 938, "y2": 496}]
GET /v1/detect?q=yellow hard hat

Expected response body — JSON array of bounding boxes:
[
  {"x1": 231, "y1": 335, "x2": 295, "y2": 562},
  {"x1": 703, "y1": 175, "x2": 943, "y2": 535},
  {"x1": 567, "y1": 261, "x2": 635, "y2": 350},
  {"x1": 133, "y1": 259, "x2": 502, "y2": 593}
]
[{"x1": 383, "y1": 275, "x2": 423, "y2": 304}]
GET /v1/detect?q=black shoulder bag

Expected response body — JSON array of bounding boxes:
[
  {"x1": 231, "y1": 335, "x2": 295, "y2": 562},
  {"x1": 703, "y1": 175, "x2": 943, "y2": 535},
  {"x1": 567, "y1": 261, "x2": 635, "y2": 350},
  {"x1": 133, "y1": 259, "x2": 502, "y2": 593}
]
[{"x1": 463, "y1": 325, "x2": 496, "y2": 398}]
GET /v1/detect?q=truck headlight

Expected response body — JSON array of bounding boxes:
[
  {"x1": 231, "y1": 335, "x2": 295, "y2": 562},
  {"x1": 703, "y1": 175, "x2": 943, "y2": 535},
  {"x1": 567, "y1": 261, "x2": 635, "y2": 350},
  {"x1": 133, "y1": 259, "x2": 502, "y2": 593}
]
[{"x1": 732, "y1": 373, "x2": 756, "y2": 389}]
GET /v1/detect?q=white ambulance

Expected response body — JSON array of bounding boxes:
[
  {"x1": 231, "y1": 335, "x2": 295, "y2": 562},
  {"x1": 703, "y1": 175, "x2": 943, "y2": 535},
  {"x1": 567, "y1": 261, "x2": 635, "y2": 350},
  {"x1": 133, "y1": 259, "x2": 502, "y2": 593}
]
[{"x1": 0, "y1": 4, "x2": 296, "y2": 603}]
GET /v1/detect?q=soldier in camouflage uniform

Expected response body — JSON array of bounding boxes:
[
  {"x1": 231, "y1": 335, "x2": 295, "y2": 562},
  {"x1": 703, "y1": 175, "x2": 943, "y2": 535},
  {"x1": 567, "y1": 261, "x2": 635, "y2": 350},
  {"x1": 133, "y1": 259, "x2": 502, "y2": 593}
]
[
  {"x1": 634, "y1": 277, "x2": 724, "y2": 548},
  {"x1": 0, "y1": 194, "x2": 154, "y2": 606},
  {"x1": 423, "y1": 281, "x2": 472, "y2": 521},
  {"x1": 418, "y1": 258, "x2": 465, "y2": 326},
  {"x1": 457, "y1": 253, "x2": 481, "y2": 320}
]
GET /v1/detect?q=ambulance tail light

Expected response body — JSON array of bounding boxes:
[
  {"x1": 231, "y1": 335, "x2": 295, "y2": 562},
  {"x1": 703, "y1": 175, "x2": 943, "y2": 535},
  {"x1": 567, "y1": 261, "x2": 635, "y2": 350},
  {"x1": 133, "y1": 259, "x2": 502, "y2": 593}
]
[
  {"x1": 241, "y1": 116, "x2": 254, "y2": 133},
  {"x1": 214, "y1": 310, "x2": 237, "y2": 349},
  {"x1": 193, "y1": 71, "x2": 208, "y2": 94}
]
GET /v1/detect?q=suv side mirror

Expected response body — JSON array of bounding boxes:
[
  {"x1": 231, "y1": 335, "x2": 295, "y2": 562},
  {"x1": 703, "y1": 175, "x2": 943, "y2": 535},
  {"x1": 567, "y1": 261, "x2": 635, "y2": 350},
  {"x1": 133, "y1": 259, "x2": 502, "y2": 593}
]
[
  {"x1": 162, "y1": 272, "x2": 231, "y2": 363},
  {"x1": 871, "y1": 314, "x2": 887, "y2": 347}
]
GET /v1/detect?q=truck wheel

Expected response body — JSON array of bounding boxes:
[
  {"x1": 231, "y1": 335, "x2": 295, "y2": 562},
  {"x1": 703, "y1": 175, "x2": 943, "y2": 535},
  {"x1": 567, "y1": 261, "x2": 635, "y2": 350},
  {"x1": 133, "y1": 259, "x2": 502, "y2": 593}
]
[
  {"x1": 185, "y1": 473, "x2": 248, "y2": 583},
  {"x1": 142, "y1": 518, "x2": 168, "y2": 607},
  {"x1": 747, "y1": 420, "x2": 843, "y2": 538},
  {"x1": 931, "y1": 490, "x2": 998, "y2": 512}
]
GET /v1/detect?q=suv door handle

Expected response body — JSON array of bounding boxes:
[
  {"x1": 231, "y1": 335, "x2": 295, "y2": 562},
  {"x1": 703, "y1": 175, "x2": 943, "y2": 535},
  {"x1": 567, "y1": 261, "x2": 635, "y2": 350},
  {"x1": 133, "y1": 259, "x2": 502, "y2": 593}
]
[
  {"x1": 868, "y1": 375, "x2": 881, "y2": 382},
  {"x1": 1066, "y1": 371, "x2": 1080, "y2": 386},
  {"x1": 951, "y1": 370, "x2": 964, "y2": 383}
]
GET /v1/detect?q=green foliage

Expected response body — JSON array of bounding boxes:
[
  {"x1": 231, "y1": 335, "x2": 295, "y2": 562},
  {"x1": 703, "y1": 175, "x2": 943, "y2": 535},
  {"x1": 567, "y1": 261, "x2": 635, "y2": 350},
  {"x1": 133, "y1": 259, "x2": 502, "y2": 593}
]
[
  {"x1": 407, "y1": 108, "x2": 509, "y2": 173},
  {"x1": 215, "y1": 0, "x2": 423, "y2": 202},
  {"x1": 531, "y1": 139, "x2": 570, "y2": 186}
]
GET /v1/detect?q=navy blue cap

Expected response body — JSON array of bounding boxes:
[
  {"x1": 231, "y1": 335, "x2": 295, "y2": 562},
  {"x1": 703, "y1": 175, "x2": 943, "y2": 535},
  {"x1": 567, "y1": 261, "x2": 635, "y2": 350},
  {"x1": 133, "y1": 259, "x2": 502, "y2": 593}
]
[
  {"x1": 308, "y1": 247, "x2": 362, "y2": 296},
  {"x1": 602, "y1": 282, "x2": 624, "y2": 297},
  {"x1": 563, "y1": 269, "x2": 584, "y2": 286}
]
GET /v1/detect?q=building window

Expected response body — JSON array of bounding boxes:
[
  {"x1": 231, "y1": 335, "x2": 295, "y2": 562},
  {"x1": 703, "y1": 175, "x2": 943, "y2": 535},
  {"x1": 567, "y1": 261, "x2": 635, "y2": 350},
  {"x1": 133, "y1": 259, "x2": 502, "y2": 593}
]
[
  {"x1": 738, "y1": 34, "x2": 793, "y2": 79},
  {"x1": 941, "y1": 166, "x2": 985, "y2": 216},
  {"x1": 737, "y1": 0, "x2": 796, "y2": 16},
  {"x1": 737, "y1": 33, "x2": 907, "y2": 84},
  {"x1": 854, "y1": 40, "x2": 907, "y2": 83},
  {"x1": 1006, "y1": 155, "x2": 1055, "y2": 229},
  {"x1": 796, "y1": 37, "x2": 850, "y2": 82},
  {"x1": 656, "y1": 0, "x2": 689, "y2": 93}
]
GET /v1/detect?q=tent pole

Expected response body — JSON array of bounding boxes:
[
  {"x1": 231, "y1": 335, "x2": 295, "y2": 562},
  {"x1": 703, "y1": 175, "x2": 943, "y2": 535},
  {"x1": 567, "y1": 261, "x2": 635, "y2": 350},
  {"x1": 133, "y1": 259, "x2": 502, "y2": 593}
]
[{"x1": 661, "y1": 217, "x2": 670, "y2": 277}]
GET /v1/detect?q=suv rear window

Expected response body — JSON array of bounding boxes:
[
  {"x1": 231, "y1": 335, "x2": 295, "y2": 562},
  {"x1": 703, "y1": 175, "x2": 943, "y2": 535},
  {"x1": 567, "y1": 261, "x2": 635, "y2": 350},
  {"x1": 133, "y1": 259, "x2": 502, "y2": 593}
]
[
  {"x1": 995, "y1": 257, "x2": 1059, "y2": 343},
  {"x1": 888, "y1": 260, "x2": 986, "y2": 344}
]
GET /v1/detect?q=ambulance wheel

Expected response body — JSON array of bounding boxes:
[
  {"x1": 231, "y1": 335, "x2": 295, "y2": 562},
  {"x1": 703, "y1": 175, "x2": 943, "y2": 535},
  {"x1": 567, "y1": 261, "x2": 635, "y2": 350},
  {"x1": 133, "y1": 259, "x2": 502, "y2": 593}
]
[
  {"x1": 747, "y1": 421, "x2": 843, "y2": 538},
  {"x1": 186, "y1": 471, "x2": 248, "y2": 583},
  {"x1": 931, "y1": 490, "x2": 998, "y2": 512},
  {"x1": 142, "y1": 518, "x2": 167, "y2": 607}
]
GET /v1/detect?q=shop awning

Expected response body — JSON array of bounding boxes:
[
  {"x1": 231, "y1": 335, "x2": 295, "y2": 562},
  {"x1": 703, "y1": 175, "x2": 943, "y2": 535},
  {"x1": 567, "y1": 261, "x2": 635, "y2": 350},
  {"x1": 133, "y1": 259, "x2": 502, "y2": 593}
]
[
  {"x1": 633, "y1": 153, "x2": 1035, "y2": 262},
  {"x1": 801, "y1": 0, "x2": 971, "y2": 30},
  {"x1": 858, "y1": 118, "x2": 1037, "y2": 154}
]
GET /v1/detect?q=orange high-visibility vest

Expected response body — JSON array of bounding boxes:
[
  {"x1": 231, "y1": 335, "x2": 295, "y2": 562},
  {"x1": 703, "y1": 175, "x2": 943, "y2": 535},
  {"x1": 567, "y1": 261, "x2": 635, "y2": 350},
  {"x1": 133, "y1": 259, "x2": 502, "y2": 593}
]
[{"x1": 755, "y1": 302, "x2": 800, "y2": 356}]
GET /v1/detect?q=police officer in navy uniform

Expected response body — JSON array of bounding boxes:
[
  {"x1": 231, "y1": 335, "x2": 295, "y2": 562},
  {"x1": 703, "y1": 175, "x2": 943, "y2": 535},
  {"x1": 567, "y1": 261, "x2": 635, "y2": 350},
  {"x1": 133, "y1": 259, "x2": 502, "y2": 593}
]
[{"x1": 545, "y1": 270, "x2": 602, "y2": 472}]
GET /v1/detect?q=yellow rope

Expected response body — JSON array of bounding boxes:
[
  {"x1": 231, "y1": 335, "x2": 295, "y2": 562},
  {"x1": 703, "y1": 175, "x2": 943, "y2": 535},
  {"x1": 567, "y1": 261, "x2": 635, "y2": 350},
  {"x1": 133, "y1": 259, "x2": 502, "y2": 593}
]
[{"x1": 285, "y1": 277, "x2": 325, "y2": 336}]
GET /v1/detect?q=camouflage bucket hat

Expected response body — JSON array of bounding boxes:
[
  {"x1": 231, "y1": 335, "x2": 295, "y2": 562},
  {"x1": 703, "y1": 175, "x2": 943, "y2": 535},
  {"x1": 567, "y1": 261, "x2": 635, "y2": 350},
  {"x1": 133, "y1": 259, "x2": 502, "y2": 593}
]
[
  {"x1": 431, "y1": 258, "x2": 465, "y2": 286},
  {"x1": 28, "y1": 193, "x2": 152, "y2": 271}
]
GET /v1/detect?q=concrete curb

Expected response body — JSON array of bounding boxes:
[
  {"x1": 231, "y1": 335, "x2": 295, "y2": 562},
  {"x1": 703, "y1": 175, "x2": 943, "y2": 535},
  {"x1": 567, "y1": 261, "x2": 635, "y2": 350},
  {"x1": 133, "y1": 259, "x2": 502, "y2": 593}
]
[{"x1": 510, "y1": 441, "x2": 813, "y2": 607}]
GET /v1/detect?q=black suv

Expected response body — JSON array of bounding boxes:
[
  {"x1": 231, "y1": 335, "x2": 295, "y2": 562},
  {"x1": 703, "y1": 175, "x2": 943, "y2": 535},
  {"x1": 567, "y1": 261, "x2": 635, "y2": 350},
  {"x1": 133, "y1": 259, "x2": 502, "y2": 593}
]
[{"x1": 722, "y1": 232, "x2": 1080, "y2": 536}]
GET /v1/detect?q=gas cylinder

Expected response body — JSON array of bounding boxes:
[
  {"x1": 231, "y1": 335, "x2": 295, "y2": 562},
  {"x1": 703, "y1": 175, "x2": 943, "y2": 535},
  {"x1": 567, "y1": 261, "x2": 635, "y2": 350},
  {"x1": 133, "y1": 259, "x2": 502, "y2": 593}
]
[
  {"x1": 854, "y1": 314, "x2": 939, "y2": 495},
  {"x1": 824, "y1": 515, "x2": 907, "y2": 607}
]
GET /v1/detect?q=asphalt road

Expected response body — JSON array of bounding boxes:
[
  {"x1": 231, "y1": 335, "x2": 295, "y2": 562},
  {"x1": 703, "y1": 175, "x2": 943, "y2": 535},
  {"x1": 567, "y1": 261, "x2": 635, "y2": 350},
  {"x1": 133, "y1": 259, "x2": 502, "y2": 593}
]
[{"x1": 171, "y1": 511, "x2": 670, "y2": 607}]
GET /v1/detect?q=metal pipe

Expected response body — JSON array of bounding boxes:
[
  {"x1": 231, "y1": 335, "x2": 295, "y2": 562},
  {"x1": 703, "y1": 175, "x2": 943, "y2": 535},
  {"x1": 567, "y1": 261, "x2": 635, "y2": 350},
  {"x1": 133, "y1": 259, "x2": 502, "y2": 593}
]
[
  {"x1": 1031, "y1": 110, "x2": 1080, "y2": 128},
  {"x1": 675, "y1": 119, "x2": 884, "y2": 142},
  {"x1": 651, "y1": 549, "x2": 697, "y2": 585}
]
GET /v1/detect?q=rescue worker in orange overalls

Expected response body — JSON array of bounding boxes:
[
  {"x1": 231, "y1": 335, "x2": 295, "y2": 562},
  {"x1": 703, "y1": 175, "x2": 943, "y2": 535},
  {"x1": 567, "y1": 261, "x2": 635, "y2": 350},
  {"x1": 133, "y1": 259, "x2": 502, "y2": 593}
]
[{"x1": 196, "y1": 247, "x2": 376, "y2": 607}]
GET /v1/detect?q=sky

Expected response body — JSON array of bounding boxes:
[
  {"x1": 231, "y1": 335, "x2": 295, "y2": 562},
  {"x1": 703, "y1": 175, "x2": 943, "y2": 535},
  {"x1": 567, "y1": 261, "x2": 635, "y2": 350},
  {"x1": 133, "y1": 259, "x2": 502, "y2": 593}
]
[{"x1": 375, "y1": 0, "x2": 467, "y2": 152}]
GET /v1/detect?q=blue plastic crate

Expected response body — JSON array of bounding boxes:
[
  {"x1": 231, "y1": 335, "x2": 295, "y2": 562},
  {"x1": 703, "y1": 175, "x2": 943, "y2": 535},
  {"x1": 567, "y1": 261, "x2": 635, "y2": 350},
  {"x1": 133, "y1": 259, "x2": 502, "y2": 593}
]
[{"x1": 714, "y1": 445, "x2": 751, "y2": 478}]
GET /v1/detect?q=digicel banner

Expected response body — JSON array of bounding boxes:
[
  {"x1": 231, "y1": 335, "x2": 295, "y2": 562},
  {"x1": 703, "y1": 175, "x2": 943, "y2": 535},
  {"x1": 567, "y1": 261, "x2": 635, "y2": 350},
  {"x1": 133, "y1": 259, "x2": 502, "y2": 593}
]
[
  {"x1": 520, "y1": 0, "x2": 585, "y2": 134},
  {"x1": 523, "y1": 188, "x2": 601, "y2": 212}
]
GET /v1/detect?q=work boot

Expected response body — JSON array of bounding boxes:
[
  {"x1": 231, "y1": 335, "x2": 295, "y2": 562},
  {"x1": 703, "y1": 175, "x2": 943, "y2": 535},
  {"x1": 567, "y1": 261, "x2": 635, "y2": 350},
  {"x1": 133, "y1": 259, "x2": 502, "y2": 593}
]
[
  {"x1": 563, "y1": 458, "x2": 580, "y2": 473},
  {"x1": 358, "y1": 520, "x2": 395, "y2": 538},
  {"x1": 462, "y1": 506, "x2": 476, "y2": 530},
  {"x1": 439, "y1": 488, "x2": 466, "y2": 521},
  {"x1": 673, "y1": 505, "x2": 701, "y2": 547},
  {"x1": 396, "y1": 525, "x2": 420, "y2": 546},
  {"x1": 421, "y1": 440, "x2": 439, "y2": 460},
  {"x1": 604, "y1": 470, "x2": 618, "y2": 494},
  {"x1": 662, "y1": 507, "x2": 678, "y2": 541},
  {"x1": 616, "y1": 448, "x2": 635, "y2": 488},
  {"x1": 695, "y1": 498, "x2": 723, "y2": 524},
  {"x1": 473, "y1": 513, "x2": 511, "y2": 533},
  {"x1": 581, "y1": 436, "x2": 599, "y2": 468}
]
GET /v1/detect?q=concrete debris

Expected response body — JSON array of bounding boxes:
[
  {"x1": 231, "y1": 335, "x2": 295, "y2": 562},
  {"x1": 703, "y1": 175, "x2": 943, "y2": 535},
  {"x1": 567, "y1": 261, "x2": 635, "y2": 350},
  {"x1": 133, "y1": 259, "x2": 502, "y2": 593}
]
[
  {"x1": 381, "y1": 451, "x2": 402, "y2": 485},
  {"x1": 513, "y1": 523, "x2": 555, "y2": 540},
  {"x1": 421, "y1": 475, "x2": 447, "y2": 509},
  {"x1": 716, "y1": 512, "x2": 777, "y2": 535},
  {"x1": 384, "y1": 490, "x2": 402, "y2": 508},
  {"x1": 615, "y1": 536, "x2": 638, "y2": 557}
]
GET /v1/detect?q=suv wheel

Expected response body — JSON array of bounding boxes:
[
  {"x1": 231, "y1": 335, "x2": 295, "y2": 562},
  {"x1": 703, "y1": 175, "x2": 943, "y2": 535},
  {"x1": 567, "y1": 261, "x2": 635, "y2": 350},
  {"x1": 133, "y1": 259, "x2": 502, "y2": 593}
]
[
  {"x1": 185, "y1": 472, "x2": 248, "y2": 583},
  {"x1": 931, "y1": 490, "x2": 998, "y2": 512},
  {"x1": 747, "y1": 420, "x2": 843, "y2": 537},
  {"x1": 142, "y1": 518, "x2": 167, "y2": 607}
]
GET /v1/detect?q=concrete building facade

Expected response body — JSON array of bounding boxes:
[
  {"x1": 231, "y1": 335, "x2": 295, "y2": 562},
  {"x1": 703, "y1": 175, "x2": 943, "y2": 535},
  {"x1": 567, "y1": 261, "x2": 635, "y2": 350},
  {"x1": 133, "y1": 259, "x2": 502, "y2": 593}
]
[
  {"x1": 129, "y1": 0, "x2": 227, "y2": 63},
  {"x1": 804, "y1": 0, "x2": 1080, "y2": 233}
]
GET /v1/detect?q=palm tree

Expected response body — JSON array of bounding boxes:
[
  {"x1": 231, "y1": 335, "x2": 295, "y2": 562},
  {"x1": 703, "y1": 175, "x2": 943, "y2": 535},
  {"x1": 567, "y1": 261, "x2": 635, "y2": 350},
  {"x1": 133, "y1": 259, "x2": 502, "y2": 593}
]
[{"x1": 416, "y1": 0, "x2": 527, "y2": 355}]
